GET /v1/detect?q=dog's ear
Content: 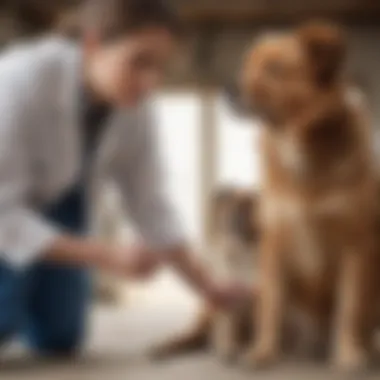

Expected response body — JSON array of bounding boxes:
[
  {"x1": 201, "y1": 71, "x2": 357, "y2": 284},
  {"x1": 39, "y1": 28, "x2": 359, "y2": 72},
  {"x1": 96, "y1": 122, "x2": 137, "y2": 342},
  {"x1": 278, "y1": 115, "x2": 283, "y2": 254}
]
[{"x1": 298, "y1": 21, "x2": 346, "y2": 86}]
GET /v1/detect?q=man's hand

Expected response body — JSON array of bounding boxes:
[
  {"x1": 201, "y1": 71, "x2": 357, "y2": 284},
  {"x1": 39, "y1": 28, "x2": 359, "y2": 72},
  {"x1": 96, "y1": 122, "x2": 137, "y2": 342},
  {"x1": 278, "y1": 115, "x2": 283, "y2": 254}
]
[
  {"x1": 123, "y1": 243, "x2": 161, "y2": 279},
  {"x1": 168, "y1": 245, "x2": 255, "y2": 311},
  {"x1": 205, "y1": 281, "x2": 254, "y2": 310},
  {"x1": 44, "y1": 236, "x2": 161, "y2": 279},
  {"x1": 95, "y1": 243, "x2": 161, "y2": 280}
]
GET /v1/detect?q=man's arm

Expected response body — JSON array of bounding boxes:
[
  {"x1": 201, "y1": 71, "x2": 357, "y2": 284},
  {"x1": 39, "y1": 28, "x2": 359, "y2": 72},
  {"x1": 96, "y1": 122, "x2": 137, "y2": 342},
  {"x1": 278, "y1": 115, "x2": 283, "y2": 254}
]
[
  {"x1": 112, "y1": 104, "x2": 186, "y2": 255},
  {"x1": 0, "y1": 62, "x2": 156, "y2": 277},
  {"x1": 112, "y1": 104, "x2": 251, "y2": 306}
]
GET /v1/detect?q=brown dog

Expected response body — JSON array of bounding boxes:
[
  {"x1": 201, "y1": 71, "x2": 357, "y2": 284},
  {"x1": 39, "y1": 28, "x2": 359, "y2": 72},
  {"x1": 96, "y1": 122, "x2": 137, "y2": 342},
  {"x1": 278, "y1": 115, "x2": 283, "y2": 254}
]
[
  {"x1": 150, "y1": 188, "x2": 261, "y2": 360},
  {"x1": 237, "y1": 21, "x2": 379, "y2": 371}
]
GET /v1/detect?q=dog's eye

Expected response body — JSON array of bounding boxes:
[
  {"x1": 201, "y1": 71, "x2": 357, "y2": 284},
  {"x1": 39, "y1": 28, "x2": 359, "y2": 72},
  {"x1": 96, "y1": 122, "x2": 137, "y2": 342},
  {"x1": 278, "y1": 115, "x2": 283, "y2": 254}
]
[{"x1": 265, "y1": 61, "x2": 284, "y2": 78}]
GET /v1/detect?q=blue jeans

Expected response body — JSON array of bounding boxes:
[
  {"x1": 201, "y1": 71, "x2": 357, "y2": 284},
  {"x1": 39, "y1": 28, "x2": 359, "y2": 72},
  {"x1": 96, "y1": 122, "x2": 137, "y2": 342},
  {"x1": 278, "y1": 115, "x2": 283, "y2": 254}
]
[
  {"x1": 0, "y1": 183, "x2": 91, "y2": 354},
  {"x1": 0, "y1": 262, "x2": 90, "y2": 354}
]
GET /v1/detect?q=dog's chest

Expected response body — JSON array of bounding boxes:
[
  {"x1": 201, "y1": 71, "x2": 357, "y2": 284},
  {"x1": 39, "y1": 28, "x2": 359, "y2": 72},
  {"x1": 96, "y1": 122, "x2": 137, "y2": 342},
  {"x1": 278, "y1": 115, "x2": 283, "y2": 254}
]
[
  {"x1": 262, "y1": 195, "x2": 345, "y2": 279},
  {"x1": 263, "y1": 132, "x2": 354, "y2": 278},
  {"x1": 272, "y1": 132, "x2": 305, "y2": 176}
]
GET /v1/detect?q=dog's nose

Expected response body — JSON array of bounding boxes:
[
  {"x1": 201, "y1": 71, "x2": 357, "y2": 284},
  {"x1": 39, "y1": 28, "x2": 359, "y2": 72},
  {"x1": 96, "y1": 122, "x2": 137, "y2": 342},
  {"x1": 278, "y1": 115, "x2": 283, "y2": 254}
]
[{"x1": 223, "y1": 82, "x2": 250, "y2": 117}]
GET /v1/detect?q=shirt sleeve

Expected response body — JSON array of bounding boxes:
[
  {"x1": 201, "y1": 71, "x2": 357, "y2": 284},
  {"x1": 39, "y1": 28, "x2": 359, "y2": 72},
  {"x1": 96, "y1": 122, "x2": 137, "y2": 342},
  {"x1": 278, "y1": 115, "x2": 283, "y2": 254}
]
[
  {"x1": 113, "y1": 104, "x2": 187, "y2": 253},
  {"x1": 0, "y1": 80, "x2": 59, "y2": 268}
]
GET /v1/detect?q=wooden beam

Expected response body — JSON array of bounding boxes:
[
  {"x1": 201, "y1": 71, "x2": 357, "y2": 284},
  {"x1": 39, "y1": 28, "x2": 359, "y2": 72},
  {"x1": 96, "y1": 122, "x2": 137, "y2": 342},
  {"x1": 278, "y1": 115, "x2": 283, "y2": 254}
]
[
  {"x1": 180, "y1": 4, "x2": 380, "y2": 26},
  {"x1": 192, "y1": 29, "x2": 218, "y2": 244},
  {"x1": 199, "y1": 90, "x2": 217, "y2": 245}
]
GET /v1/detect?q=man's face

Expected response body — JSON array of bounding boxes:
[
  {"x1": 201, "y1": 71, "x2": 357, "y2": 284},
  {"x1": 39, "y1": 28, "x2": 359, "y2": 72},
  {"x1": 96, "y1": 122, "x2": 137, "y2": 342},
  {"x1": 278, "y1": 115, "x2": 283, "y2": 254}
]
[{"x1": 84, "y1": 27, "x2": 177, "y2": 107}]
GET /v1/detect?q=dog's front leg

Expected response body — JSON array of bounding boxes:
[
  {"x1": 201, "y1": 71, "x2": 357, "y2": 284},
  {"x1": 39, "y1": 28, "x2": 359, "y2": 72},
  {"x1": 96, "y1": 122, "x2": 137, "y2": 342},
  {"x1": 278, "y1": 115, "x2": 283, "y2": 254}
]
[
  {"x1": 332, "y1": 236, "x2": 377, "y2": 372},
  {"x1": 241, "y1": 225, "x2": 286, "y2": 369}
]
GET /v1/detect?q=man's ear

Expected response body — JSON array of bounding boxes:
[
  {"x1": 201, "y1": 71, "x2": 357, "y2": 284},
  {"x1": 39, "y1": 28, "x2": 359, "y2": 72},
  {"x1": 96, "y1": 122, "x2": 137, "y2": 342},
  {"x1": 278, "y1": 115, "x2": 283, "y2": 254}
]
[{"x1": 297, "y1": 21, "x2": 346, "y2": 86}]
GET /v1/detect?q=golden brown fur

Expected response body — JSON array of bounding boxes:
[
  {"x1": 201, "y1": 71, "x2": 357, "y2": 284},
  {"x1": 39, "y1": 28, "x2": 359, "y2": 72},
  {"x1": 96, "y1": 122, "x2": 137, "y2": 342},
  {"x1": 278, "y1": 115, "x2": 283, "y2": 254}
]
[{"x1": 238, "y1": 21, "x2": 379, "y2": 371}]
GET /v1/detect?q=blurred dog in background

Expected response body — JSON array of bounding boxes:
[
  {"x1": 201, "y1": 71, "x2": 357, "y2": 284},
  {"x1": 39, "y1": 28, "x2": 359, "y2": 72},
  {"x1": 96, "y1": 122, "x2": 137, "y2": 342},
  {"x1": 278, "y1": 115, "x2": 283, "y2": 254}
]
[
  {"x1": 151, "y1": 188, "x2": 261, "y2": 360},
  {"x1": 208, "y1": 188, "x2": 259, "y2": 361}
]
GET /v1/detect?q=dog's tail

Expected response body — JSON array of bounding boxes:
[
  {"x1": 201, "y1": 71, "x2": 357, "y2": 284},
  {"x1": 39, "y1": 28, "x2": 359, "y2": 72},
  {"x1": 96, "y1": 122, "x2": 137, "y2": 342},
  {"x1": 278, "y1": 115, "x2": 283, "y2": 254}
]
[{"x1": 149, "y1": 306, "x2": 212, "y2": 360}]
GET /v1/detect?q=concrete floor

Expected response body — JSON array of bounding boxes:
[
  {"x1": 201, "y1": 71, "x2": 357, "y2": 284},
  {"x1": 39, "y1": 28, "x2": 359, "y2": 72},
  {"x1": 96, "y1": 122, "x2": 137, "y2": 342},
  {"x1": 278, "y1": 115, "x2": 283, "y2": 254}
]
[
  {"x1": 0, "y1": 304, "x2": 379, "y2": 380},
  {"x1": 1, "y1": 272, "x2": 379, "y2": 380}
]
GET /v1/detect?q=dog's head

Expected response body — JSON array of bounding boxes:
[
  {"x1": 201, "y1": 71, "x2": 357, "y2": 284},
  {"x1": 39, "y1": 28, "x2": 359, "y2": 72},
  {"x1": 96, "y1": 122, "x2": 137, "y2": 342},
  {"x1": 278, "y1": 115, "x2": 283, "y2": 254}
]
[{"x1": 235, "y1": 21, "x2": 346, "y2": 126}]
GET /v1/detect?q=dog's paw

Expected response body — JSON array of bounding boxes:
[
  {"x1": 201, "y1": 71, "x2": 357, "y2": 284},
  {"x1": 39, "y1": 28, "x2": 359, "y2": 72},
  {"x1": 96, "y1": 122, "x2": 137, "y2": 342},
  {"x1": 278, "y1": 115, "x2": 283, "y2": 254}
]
[{"x1": 240, "y1": 344, "x2": 279, "y2": 370}]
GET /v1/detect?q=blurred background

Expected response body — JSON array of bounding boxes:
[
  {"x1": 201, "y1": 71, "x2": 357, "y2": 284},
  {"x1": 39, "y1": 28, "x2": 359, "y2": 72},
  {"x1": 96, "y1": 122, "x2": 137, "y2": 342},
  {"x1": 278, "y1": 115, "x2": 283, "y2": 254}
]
[{"x1": 1, "y1": 1, "x2": 380, "y2": 379}]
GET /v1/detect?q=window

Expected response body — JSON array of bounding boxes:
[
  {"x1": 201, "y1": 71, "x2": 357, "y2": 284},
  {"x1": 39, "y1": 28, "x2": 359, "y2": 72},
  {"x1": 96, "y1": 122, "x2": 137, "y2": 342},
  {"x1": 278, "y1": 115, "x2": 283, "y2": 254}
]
[
  {"x1": 126, "y1": 92, "x2": 202, "y2": 307},
  {"x1": 154, "y1": 92, "x2": 202, "y2": 243},
  {"x1": 216, "y1": 95, "x2": 262, "y2": 189}
]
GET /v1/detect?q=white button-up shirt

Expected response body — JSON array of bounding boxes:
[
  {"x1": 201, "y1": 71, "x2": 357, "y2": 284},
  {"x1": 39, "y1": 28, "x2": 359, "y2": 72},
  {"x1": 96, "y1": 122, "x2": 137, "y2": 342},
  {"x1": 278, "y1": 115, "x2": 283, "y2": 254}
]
[{"x1": 0, "y1": 35, "x2": 185, "y2": 267}]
